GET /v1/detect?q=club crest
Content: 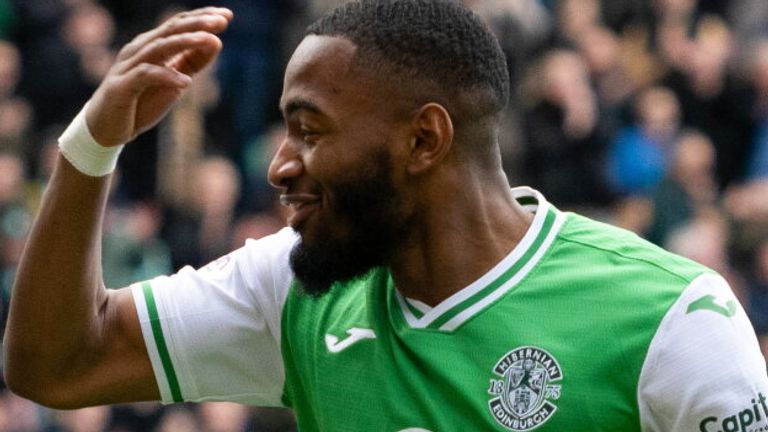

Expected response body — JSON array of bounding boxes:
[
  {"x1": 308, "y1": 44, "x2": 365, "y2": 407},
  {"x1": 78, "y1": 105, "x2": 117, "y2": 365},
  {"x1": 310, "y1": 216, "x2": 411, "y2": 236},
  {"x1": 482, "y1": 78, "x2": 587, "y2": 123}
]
[
  {"x1": 201, "y1": 254, "x2": 233, "y2": 272},
  {"x1": 488, "y1": 346, "x2": 563, "y2": 431}
]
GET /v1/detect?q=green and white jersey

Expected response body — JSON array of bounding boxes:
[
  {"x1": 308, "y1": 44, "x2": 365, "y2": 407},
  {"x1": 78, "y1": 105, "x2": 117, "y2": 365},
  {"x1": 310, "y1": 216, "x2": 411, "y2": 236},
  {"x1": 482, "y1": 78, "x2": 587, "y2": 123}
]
[{"x1": 132, "y1": 187, "x2": 768, "y2": 432}]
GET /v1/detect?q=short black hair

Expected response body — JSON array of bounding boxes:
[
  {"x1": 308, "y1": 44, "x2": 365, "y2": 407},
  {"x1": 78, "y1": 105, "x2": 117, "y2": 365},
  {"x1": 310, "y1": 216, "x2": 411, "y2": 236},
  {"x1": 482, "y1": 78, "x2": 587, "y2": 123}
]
[{"x1": 307, "y1": 0, "x2": 510, "y2": 121}]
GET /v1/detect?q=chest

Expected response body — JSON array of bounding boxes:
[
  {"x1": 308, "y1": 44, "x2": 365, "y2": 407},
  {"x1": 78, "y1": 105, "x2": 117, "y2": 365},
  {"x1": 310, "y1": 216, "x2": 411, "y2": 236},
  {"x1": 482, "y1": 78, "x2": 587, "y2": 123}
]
[{"x1": 281, "y1": 288, "x2": 648, "y2": 432}]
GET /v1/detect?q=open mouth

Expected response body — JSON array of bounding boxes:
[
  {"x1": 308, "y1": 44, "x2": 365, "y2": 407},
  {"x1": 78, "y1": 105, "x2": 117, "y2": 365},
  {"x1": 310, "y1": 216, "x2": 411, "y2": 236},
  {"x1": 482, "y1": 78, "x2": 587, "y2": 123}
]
[{"x1": 280, "y1": 194, "x2": 321, "y2": 231}]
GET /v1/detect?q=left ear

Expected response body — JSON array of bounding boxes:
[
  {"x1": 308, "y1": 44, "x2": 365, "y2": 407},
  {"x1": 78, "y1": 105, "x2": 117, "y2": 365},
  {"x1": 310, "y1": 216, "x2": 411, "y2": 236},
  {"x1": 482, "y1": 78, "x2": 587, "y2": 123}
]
[{"x1": 406, "y1": 103, "x2": 454, "y2": 175}]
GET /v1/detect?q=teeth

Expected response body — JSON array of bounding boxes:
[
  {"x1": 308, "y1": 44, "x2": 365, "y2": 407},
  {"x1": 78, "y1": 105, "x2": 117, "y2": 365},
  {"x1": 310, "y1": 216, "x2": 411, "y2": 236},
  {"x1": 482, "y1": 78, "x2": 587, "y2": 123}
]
[{"x1": 280, "y1": 195, "x2": 317, "y2": 209}]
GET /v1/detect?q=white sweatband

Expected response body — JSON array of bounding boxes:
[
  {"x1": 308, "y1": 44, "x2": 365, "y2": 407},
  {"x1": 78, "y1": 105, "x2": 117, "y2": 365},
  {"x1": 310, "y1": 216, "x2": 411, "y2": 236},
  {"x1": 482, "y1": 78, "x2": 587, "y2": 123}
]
[{"x1": 58, "y1": 104, "x2": 124, "y2": 177}]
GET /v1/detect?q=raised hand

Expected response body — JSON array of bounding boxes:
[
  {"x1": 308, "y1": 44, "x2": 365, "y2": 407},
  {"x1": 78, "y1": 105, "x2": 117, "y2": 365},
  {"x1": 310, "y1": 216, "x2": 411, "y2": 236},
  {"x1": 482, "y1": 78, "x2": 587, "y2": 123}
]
[{"x1": 85, "y1": 7, "x2": 233, "y2": 147}]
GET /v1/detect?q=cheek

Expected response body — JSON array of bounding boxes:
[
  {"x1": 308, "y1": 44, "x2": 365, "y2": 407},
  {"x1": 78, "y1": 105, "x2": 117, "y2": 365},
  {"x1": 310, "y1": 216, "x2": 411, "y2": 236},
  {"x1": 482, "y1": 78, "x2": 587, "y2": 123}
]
[
  {"x1": 301, "y1": 138, "x2": 357, "y2": 179},
  {"x1": 304, "y1": 149, "x2": 378, "y2": 195}
]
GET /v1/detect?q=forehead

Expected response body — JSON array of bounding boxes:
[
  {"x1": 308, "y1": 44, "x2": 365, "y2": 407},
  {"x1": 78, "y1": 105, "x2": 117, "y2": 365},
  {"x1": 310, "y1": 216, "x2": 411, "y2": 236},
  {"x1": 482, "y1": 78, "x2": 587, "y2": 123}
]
[{"x1": 281, "y1": 35, "x2": 361, "y2": 111}]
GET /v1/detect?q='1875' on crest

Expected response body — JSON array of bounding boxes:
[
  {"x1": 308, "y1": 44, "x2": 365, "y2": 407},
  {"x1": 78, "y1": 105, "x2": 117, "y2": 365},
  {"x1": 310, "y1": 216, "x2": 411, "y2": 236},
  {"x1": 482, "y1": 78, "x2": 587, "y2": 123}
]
[{"x1": 488, "y1": 346, "x2": 563, "y2": 431}]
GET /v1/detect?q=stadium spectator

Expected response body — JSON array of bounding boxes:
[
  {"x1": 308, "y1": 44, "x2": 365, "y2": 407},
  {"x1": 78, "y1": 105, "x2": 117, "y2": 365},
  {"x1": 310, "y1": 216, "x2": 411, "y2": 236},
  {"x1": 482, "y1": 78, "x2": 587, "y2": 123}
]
[
  {"x1": 198, "y1": 402, "x2": 250, "y2": 432},
  {"x1": 522, "y1": 48, "x2": 614, "y2": 210},
  {"x1": 162, "y1": 156, "x2": 241, "y2": 270},
  {"x1": 0, "y1": 152, "x2": 28, "y2": 337},
  {"x1": 192, "y1": 156, "x2": 241, "y2": 264},
  {"x1": 213, "y1": 0, "x2": 299, "y2": 158},
  {"x1": 102, "y1": 200, "x2": 172, "y2": 289},
  {"x1": 0, "y1": 390, "x2": 40, "y2": 431},
  {"x1": 745, "y1": 239, "x2": 768, "y2": 358},
  {"x1": 240, "y1": 124, "x2": 286, "y2": 212},
  {"x1": 0, "y1": 41, "x2": 31, "y2": 157},
  {"x1": 48, "y1": 405, "x2": 111, "y2": 432},
  {"x1": 607, "y1": 86, "x2": 682, "y2": 197},
  {"x1": 662, "y1": 15, "x2": 755, "y2": 188},
  {"x1": 466, "y1": 0, "x2": 551, "y2": 89},
  {"x1": 0, "y1": 153, "x2": 27, "y2": 229},
  {"x1": 730, "y1": 0, "x2": 768, "y2": 50},
  {"x1": 647, "y1": 129, "x2": 718, "y2": 245},
  {"x1": 554, "y1": 0, "x2": 600, "y2": 44},
  {"x1": 13, "y1": 0, "x2": 102, "y2": 131},
  {"x1": 60, "y1": 3, "x2": 115, "y2": 88},
  {"x1": 574, "y1": 25, "x2": 635, "y2": 110},
  {"x1": 465, "y1": 0, "x2": 552, "y2": 181},
  {"x1": 665, "y1": 208, "x2": 745, "y2": 301},
  {"x1": 745, "y1": 39, "x2": 768, "y2": 180},
  {"x1": 153, "y1": 407, "x2": 201, "y2": 432}
]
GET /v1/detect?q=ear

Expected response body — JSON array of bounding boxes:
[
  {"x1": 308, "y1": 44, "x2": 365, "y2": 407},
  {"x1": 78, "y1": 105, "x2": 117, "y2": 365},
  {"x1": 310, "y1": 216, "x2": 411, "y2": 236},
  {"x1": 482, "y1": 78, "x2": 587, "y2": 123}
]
[{"x1": 407, "y1": 103, "x2": 454, "y2": 175}]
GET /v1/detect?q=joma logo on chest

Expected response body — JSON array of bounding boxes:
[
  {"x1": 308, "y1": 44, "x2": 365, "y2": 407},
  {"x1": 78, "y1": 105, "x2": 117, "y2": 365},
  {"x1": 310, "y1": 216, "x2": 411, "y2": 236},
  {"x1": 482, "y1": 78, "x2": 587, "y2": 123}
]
[{"x1": 324, "y1": 328, "x2": 376, "y2": 353}]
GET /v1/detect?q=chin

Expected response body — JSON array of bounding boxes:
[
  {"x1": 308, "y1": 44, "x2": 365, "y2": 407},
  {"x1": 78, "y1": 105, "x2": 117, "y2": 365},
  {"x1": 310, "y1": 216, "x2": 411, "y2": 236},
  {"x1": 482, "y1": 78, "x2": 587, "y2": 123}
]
[{"x1": 289, "y1": 224, "x2": 387, "y2": 297}]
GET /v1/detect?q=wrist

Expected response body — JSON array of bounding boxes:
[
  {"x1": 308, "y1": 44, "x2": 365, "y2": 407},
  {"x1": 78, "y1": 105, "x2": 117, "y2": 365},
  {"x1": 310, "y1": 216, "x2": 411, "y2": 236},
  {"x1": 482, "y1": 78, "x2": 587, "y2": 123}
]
[{"x1": 58, "y1": 104, "x2": 124, "y2": 177}]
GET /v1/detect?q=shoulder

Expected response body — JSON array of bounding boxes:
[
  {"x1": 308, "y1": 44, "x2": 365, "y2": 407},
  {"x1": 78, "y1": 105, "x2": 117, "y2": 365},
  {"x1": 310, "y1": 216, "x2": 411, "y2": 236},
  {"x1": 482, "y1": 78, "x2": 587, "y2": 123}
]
[
  {"x1": 234, "y1": 227, "x2": 298, "y2": 282},
  {"x1": 554, "y1": 212, "x2": 711, "y2": 286},
  {"x1": 240, "y1": 226, "x2": 298, "y2": 261},
  {"x1": 637, "y1": 271, "x2": 768, "y2": 431},
  {"x1": 139, "y1": 227, "x2": 300, "y2": 321}
]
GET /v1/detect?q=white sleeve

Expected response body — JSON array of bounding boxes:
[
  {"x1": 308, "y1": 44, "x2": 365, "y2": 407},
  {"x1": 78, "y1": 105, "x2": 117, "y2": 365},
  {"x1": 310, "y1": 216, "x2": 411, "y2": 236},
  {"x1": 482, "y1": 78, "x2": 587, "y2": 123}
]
[
  {"x1": 131, "y1": 227, "x2": 297, "y2": 406},
  {"x1": 638, "y1": 273, "x2": 768, "y2": 432}
]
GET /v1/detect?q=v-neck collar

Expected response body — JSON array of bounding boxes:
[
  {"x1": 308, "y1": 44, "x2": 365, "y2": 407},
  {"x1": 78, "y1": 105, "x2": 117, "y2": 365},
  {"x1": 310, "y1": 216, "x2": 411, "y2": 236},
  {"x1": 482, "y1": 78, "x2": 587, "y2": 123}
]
[{"x1": 390, "y1": 187, "x2": 566, "y2": 332}]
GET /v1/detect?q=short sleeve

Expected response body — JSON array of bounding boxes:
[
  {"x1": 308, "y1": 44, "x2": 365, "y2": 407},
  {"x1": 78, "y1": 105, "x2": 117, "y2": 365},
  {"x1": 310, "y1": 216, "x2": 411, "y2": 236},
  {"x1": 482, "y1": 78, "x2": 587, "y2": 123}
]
[
  {"x1": 638, "y1": 273, "x2": 768, "y2": 431},
  {"x1": 131, "y1": 228, "x2": 297, "y2": 406}
]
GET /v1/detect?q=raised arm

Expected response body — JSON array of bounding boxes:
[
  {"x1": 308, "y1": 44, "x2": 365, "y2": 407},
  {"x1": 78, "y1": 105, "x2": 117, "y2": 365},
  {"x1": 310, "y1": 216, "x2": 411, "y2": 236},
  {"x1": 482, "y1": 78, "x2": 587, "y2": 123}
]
[{"x1": 3, "y1": 7, "x2": 233, "y2": 408}]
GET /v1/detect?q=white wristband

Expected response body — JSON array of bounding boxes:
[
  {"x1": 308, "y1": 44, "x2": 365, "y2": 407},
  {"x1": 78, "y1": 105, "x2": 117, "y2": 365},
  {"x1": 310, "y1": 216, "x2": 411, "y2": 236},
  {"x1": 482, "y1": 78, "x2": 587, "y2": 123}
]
[{"x1": 58, "y1": 104, "x2": 124, "y2": 177}]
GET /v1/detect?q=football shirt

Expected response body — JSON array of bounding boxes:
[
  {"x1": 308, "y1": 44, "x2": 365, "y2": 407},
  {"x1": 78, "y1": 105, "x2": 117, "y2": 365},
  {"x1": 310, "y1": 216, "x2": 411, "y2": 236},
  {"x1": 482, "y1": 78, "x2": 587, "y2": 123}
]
[{"x1": 132, "y1": 187, "x2": 768, "y2": 431}]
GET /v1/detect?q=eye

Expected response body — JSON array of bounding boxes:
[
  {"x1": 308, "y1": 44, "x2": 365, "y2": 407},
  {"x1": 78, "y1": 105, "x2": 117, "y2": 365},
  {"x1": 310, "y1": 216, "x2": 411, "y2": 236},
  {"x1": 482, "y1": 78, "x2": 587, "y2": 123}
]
[{"x1": 300, "y1": 127, "x2": 320, "y2": 144}]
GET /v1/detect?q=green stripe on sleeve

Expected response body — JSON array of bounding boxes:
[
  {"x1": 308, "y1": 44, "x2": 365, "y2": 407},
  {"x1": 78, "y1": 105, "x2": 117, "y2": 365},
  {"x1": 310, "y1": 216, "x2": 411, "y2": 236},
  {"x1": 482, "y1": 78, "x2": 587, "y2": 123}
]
[{"x1": 142, "y1": 281, "x2": 183, "y2": 403}]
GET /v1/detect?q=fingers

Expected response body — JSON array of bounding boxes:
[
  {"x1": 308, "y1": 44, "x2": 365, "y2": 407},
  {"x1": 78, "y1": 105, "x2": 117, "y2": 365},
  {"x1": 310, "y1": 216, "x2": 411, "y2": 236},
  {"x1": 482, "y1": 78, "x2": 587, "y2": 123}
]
[
  {"x1": 117, "y1": 7, "x2": 232, "y2": 62},
  {"x1": 113, "y1": 7, "x2": 230, "y2": 80},
  {"x1": 118, "y1": 31, "x2": 221, "y2": 73},
  {"x1": 168, "y1": 40, "x2": 223, "y2": 76},
  {"x1": 121, "y1": 63, "x2": 192, "y2": 95}
]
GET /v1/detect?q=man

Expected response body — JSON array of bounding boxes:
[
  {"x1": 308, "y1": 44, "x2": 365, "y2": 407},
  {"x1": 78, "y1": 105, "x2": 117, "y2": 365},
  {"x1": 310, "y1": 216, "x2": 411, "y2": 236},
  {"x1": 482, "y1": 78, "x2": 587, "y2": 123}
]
[{"x1": 4, "y1": 1, "x2": 767, "y2": 431}]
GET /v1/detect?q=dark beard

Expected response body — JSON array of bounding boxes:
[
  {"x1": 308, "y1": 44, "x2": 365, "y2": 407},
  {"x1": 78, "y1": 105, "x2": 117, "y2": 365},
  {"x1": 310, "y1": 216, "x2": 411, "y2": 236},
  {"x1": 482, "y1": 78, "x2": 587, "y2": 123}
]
[{"x1": 289, "y1": 150, "x2": 406, "y2": 296}]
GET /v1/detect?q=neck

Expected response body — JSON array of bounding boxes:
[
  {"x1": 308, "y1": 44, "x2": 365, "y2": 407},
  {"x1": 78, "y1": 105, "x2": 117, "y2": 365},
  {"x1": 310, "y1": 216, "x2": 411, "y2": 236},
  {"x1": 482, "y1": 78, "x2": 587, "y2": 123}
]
[{"x1": 389, "y1": 171, "x2": 533, "y2": 306}]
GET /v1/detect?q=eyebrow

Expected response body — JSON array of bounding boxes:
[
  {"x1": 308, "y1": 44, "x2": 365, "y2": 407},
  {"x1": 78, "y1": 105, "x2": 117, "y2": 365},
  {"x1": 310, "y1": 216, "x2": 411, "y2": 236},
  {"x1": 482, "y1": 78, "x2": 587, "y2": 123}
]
[{"x1": 282, "y1": 98, "x2": 324, "y2": 118}]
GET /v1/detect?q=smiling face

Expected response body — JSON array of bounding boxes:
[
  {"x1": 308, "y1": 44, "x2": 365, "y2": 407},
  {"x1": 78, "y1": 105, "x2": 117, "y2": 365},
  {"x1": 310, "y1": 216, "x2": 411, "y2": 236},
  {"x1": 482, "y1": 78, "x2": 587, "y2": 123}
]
[{"x1": 268, "y1": 35, "x2": 414, "y2": 295}]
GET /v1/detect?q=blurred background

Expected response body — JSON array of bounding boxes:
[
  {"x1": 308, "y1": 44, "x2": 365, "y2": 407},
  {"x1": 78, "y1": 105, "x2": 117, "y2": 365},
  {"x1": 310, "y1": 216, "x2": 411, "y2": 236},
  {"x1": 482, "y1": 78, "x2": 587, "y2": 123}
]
[{"x1": 0, "y1": 0, "x2": 767, "y2": 430}]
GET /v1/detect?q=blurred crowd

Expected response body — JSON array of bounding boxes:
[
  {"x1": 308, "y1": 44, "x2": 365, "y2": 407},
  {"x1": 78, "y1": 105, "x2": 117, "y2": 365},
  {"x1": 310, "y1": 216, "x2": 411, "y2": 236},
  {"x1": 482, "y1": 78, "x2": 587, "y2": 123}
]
[{"x1": 0, "y1": 0, "x2": 767, "y2": 430}]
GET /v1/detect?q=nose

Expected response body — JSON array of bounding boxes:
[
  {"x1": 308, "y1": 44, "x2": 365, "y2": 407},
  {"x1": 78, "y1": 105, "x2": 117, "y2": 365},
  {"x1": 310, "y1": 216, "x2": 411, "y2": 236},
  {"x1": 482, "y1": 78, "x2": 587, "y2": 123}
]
[{"x1": 267, "y1": 138, "x2": 304, "y2": 189}]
